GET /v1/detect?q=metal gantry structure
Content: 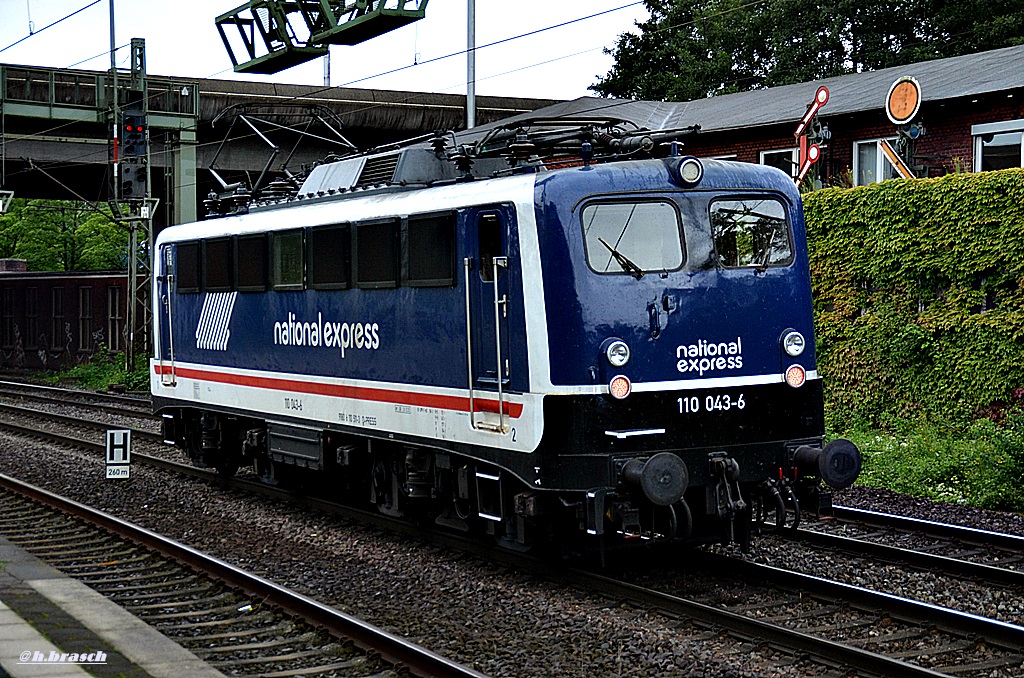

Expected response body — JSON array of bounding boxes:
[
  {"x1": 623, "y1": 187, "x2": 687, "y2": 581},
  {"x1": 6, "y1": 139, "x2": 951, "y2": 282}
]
[
  {"x1": 108, "y1": 39, "x2": 160, "y2": 369},
  {"x1": 216, "y1": 0, "x2": 430, "y2": 74}
]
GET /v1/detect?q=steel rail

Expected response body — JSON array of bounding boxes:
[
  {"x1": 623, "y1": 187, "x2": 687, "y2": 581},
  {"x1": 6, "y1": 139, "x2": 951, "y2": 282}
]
[
  {"x1": 560, "y1": 567, "x2": 953, "y2": 678},
  {"x1": 700, "y1": 552, "x2": 1024, "y2": 651},
  {"x1": 0, "y1": 414, "x2": 952, "y2": 676},
  {"x1": 3, "y1": 395, "x2": 1021, "y2": 676},
  {"x1": 0, "y1": 389, "x2": 154, "y2": 418},
  {"x1": 0, "y1": 379, "x2": 148, "y2": 409},
  {"x1": 834, "y1": 505, "x2": 1024, "y2": 552},
  {"x1": 0, "y1": 401, "x2": 162, "y2": 442},
  {"x1": 0, "y1": 472, "x2": 487, "y2": 678},
  {"x1": 788, "y1": 526, "x2": 1024, "y2": 588}
]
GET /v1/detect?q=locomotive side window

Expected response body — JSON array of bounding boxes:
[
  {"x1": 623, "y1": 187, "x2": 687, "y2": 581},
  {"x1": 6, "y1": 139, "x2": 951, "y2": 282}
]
[
  {"x1": 405, "y1": 212, "x2": 455, "y2": 287},
  {"x1": 710, "y1": 198, "x2": 793, "y2": 268},
  {"x1": 581, "y1": 201, "x2": 683, "y2": 275},
  {"x1": 308, "y1": 224, "x2": 350, "y2": 290},
  {"x1": 236, "y1": 234, "x2": 268, "y2": 292},
  {"x1": 203, "y1": 237, "x2": 233, "y2": 292},
  {"x1": 176, "y1": 242, "x2": 200, "y2": 293},
  {"x1": 354, "y1": 219, "x2": 399, "y2": 289},
  {"x1": 272, "y1": 230, "x2": 305, "y2": 291}
]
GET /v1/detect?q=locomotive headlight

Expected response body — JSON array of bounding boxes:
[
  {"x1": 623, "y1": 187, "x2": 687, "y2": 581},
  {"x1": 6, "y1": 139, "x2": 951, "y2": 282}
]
[
  {"x1": 676, "y1": 156, "x2": 704, "y2": 186},
  {"x1": 609, "y1": 375, "x2": 632, "y2": 399},
  {"x1": 606, "y1": 340, "x2": 631, "y2": 367},
  {"x1": 785, "y1": 364, "x2": 806, "y2": 388},
  {"x1": 782, "y1": 330, "x2": 806, "y2": 357}
]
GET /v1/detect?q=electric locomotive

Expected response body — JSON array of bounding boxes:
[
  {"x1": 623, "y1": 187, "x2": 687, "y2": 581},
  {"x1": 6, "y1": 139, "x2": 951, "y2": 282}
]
[{"x1": 153, "y1": 119, "x2": 861, "y2": 553}]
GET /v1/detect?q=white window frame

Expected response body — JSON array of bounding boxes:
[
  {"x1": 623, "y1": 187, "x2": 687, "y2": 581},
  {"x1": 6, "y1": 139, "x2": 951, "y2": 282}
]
[
  {"x1": 972, "y1": 119, "x2": 1024, "y2": 172},
  {"x1": 759, "y1": 148, "x2": 798, "y2": 178},
  {"x1": 853, "y1": 137, "x2": 899, "y2": 186}
]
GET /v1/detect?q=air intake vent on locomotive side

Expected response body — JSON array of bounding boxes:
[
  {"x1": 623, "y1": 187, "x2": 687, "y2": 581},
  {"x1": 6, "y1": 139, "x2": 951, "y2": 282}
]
[{"x1": 356, "y1": 154, "x2": 400, "y2": 187}]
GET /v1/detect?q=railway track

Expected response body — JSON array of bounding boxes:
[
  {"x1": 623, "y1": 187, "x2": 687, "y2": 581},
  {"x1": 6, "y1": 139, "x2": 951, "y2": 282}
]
[
  {"x1": 1, "y1": 381, "x2": 1023, "y2": 676},
  {"x1": 783, "y1": 509, "x2": 1024, "y2": 588},
  {"x1": 0, "y1": 473, "x2": 485, "y2": 678},
  {"x1": 0, "y1": 379, "x2": 151, "y2": 414}
]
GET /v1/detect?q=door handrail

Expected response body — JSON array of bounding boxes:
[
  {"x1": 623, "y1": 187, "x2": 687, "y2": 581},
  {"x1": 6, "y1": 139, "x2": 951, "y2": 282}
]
[
  {"x1": 490, "y1": 256, "x2": 509, "y2": 433},
  {"x1": 464, "y1": 255, "x2": 509, "y2": 434},
  {"x1": 159, "y1": 246, "x2": 177, "y2": 386},
  {"x1": 463, "y1": 257, "x2": 477, "y2": 429}
]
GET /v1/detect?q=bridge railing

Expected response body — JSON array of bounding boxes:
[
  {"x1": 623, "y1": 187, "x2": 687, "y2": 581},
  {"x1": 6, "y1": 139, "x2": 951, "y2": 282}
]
[{"x1": 1, "y1": 65, "x2": 199, "y2": 119}]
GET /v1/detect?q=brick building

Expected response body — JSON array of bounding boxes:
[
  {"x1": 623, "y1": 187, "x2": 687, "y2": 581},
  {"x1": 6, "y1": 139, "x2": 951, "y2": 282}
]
[
  {"x1": 497, "y1": 44, "x2": 1024, "y2": 187},
  {"x1": 0, "y1": 264, "x2": 128, "y2": 370}
]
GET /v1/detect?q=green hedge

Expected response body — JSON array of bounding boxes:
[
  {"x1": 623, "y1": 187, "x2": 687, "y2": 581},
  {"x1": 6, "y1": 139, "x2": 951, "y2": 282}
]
[{"x1": 803, "y1": 168, "x2": 1024, "y2": 431}]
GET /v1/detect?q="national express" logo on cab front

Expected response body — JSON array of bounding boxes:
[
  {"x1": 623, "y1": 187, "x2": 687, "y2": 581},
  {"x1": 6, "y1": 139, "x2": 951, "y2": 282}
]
[{"x1": 676, "y1": 337, "x2": 743, "y2": 376}]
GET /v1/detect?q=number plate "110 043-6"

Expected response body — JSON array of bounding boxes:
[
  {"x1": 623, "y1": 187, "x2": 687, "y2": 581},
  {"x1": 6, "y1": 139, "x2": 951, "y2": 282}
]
[{"x1": 678, "y1": 393, "x2": 746, "y2": 414}]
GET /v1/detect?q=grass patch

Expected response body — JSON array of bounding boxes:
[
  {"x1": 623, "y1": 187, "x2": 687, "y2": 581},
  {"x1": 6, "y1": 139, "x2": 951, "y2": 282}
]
[
  {"x1": 837, "y1": 415, "x2": 1024, "y2": 512},
  {"x1": 42, "y1": 347, "x2": 149, "y2": 393}
]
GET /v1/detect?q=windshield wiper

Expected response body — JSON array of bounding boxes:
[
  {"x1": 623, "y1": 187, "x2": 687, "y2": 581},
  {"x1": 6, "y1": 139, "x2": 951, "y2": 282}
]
[{"x1": 598, "y1": 237, "x2": 645, "y2": 280}]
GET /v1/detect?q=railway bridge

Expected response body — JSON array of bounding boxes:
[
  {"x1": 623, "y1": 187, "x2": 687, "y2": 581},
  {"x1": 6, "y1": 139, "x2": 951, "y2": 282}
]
[{"x1": 0, "y1": 61, "x2": 557, "y2": 229}]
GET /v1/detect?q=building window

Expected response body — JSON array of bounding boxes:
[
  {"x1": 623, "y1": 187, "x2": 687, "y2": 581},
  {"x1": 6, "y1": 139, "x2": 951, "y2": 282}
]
[
  {"x1": 973, "y1": 119, "x2": 1024, "y2": 171},
  {"x1": 79, "y1": 287, "x2": 92, "y2": 351},
  {"x1": 760, "y1": 148, "x2": 798, "y2": 178},
  {"x1": 52, "y1": 288, "x2": 64, "y2": 351},
  {"x1": 1, "y1": 288, "x2": 13, "y2": 349},
  {"x1": 853, "y1": 138, "x2": 900, "y2": 186},
  {"x1": 25, "y1": 287, "x2": 37, "y2": 350},
  {"x1": 108, "y1": 286, "x2": 123, "y2": 353}
]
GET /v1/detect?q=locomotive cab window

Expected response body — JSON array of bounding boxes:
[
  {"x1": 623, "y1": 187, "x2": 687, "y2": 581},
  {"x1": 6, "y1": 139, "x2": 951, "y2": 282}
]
[
  {"x1": 581, "y1": 200, "x2": 683, "y2": 275},
  {"x1": 203, "y1": 237, "x2": 233, "y2": 292},
  {"x1": 272, "y1": 230, "x2": 305, "y2": 291},
  {"x1": 710, "y1": 198, "x2": 793, "y2": 268},
  {"x1": 405, "y1": 212, "x2": 455, "y2": 287},
  {"x1": 308, "y1": 224, "x2": 350, "y2": 290},
  {"x1": 236, "y1": 234, "x2": 268, "y2": 292},
  {"x1": 354, "y1": 219, "x2": 399, "y2": 289},
  {"x1": 176, "y1": 242, "x2": 200, "y2": 293}
]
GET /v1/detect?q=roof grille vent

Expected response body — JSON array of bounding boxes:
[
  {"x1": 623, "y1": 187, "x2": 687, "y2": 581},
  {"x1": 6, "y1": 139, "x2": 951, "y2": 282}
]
[{"x1": 356, "y1": 154, "x2": 400, "y2": 187}]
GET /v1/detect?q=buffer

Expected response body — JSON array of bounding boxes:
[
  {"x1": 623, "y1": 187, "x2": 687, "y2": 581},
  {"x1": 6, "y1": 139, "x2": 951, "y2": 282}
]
[{"x1": 216, "y1": 0, "x2": 430, "y2": 74}]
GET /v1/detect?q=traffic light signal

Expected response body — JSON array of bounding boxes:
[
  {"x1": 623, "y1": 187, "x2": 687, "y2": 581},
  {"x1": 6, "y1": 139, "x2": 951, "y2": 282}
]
[
  {"x1": 121, "y1": 112, "x2": 147, "y2": 158},
  {"x1": 121, "y1": 160, "x2": 147, "y2": 198}
]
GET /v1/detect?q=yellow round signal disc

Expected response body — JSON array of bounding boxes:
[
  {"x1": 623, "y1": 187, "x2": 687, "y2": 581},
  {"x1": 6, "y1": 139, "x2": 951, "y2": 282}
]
[{"x1": 886, "y1": 77, "x2": 922, "y2": 124}]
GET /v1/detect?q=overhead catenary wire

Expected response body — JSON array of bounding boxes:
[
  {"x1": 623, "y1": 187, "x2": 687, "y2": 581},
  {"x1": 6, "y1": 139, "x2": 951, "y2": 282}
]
[
  {"x1": 5, "y1": 1, "x2": 654, "y2": 178},
  {"x1": 7, "y1": 0, "x2": 919, "y2": 196},
  {"x1": 0, "y1": 0, "x2": 103, "y2": 55}
]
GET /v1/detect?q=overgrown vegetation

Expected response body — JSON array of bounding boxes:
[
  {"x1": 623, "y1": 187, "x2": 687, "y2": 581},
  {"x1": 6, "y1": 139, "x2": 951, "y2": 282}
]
[
  {"x1": 804, "y1": 169, "x2": 1024, "y2": 510},
  {"x1": 42, "y1": 346, "x2": 149, "y2": 393}
]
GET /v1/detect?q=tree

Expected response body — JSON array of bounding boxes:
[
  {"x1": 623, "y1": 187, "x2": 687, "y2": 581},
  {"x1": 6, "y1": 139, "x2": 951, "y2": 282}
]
[
  {"x1": 0, "y1": 199, "x2": 128, "y2": 271},
  {"x1": 592, "y1": 0, "x2": 1024, "y2": 101}
]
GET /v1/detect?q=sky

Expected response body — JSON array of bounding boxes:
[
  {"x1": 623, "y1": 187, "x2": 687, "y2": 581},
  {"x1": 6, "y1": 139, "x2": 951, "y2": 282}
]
[{"x1": 0, "y1": 0, "x2": 650, "y2": 101}]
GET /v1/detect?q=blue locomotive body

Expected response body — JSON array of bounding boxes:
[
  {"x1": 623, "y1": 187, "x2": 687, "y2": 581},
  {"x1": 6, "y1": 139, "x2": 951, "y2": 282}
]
[{"x1": 153, "y1": 140, "x2": 859, "y2": 551}]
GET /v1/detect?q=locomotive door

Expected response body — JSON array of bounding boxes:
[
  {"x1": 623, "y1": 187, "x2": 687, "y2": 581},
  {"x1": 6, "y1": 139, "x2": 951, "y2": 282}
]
[
  {"x1": 464, "y1": 209, "x2": 512, "y2": 433},
  {"x1": 156, "y1": 244, "x2": 176, "y2": 385}
]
